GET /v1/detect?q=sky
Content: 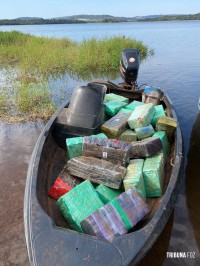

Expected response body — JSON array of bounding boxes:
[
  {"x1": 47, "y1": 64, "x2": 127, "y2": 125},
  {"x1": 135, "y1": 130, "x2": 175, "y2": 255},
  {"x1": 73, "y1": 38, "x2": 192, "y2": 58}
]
[{"x1": 0, "y1": 0, "x2": 199, "y2": 19}]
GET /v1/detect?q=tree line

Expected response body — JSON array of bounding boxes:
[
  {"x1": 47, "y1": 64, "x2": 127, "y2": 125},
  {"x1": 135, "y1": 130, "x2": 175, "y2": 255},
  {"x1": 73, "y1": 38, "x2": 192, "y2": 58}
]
[{"x1": 0, "y1": 18, "x2": 87, "y2": 25}]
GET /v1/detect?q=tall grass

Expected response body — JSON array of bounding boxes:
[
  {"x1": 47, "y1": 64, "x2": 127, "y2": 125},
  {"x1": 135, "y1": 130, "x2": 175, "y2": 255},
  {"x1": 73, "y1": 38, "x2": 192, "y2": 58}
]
[
  {"x1": 67, "y1": 37, "x2": 152, "y2": 78},
  {"x1": 0, "y1": 31, "x2": 153, "y2": 122},
  {"x1": 0, "y1": 31, "x2": 152, "y2": 80},
  {"x1": 17, "y1": 82, "x2": 56, "y2": 119}
]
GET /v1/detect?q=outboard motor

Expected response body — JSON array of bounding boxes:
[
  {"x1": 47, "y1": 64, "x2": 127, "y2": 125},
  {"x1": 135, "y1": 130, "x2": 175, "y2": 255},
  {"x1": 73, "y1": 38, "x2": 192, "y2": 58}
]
[{"x1": 120, "y1": 49, "x2": 140, "y2": 88}]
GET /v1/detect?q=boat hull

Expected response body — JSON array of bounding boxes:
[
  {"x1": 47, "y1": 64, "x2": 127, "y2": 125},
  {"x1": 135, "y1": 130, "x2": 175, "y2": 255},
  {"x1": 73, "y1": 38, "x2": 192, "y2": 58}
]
[{"x1": 24, "y1": 89, "x2": 183, "y2": 265}]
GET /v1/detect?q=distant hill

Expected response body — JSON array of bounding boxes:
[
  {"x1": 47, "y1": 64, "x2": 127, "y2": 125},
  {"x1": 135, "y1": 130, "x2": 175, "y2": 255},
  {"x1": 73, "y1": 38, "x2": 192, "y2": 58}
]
[
  {"x1": 16, "y1": 17, "x2": 42, "y2": 21},
  {"x1": 139, "y1": 13, "x2": 200, "y2": 21},
  {"x1": 0, "y1": 13, "x2": 199, "y2": 26},
  {"x1": 55, "y1": 14, "x2": 129, "y2": 22},
  {"x1": 69, "y1": 14, "x2": 115, "y2": 20}
]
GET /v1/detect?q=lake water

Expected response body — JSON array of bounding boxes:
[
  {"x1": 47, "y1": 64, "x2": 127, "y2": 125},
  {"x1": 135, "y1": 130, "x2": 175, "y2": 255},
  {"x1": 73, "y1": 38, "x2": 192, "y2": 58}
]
[{"x1": 0, "y1": 21, "x2": 200, "y2": 265}]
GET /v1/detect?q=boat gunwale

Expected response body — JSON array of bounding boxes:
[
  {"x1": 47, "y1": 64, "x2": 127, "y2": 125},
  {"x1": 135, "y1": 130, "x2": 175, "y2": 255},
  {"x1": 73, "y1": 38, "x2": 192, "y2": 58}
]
[{"x1": 24, "y1": 90, "x2": 183, "y2": 265}]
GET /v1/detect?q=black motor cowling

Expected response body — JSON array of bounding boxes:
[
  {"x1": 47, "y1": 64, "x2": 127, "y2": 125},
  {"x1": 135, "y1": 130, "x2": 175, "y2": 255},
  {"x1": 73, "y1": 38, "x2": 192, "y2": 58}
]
[{"x1": 120, "y1": 49, "x2": 140, "y2": 84}]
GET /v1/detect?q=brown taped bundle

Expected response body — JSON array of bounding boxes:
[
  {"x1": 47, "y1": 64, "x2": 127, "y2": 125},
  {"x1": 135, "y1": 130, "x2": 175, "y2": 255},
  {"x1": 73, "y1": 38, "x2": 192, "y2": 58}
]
[{"x1": 67, "y1": 156, "x2": 127, "y2": 189}]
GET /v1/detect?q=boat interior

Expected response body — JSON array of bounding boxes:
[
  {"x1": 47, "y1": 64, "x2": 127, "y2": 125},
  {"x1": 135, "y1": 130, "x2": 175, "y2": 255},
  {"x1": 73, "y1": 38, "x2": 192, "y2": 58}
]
[{"x1": 36, "y1": 84, "x2": 176, "y2": 234}]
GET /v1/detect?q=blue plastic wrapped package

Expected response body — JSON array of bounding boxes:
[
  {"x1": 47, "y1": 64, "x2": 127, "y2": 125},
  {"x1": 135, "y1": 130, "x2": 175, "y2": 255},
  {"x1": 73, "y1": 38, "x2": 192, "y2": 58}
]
[
  {"x1": 142, "y1": 86, "x2": 153, "y2": 102},
  {"x1": 145, "y1": 87, "x2": 163, "y2": 105},
  {"x1": 135, "y1": 125, "x2": 155, "y2": 140}
]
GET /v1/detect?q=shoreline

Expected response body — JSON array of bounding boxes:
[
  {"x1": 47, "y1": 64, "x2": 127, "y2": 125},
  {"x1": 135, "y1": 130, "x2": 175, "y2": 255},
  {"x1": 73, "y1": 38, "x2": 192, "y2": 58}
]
[{"x1": 1, "y1": 19, "x2": 200, "y2": 27}]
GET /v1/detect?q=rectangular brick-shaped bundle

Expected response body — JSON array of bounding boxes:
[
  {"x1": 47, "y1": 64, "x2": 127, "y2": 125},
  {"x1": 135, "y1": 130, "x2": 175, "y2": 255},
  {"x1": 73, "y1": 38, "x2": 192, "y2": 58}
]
[
  {"x1": 104, "y1": 100, "x2": 128, "y2": 116},
  {"x1": 67, "y1": 156, "x2": 127, "y2": 189},
  {"x1": 123, "y1": 159, "x2": 146, "y2": 199},
  {"x1": 83, "y1": 137, "x2": 132, "y2": 166},
  {"x1": 130, "y1": 137, "x2": 163, "y2": 158},
  {"x1": 135, "y1": 124, "x2": 155, "y2": 140},
  {"x1": 143, "y1": 153, "x2": 164, "y2": 197},
  {"x1": 151, "y1": 105, "x2": 166, "y2": 127},
  {"x1": 156, "y1": 116, "x2": 177, "y2": 140},
  {"x1": 81, "y1": 187, "x2": 150, "y2": 241},
  {"x1": 56, "y1": 180, "x2": 104, "y2": 232},
  {"x1": 101, "y1": 112, "x2": 131, "y2": 137},
  {"x1": 57, "y1": 165, "x2": 82, "y2": 188},
  {"x1": 104, "y1": 93, "x2": 129, "y2": 103},
  {"x1": 152, "y1": 131, "x2": 170, "y2": 160},
  {"x1": 118, "y1": 129, "x2": 137, "y2": 142},
  {"x1": 66, "y1": 133, "x2": 107, "y2": 159},
  {"x1": 128, "y1": 103, "x2": 156, "y2": 129},
  {"x1": 96, "y1": 184, "x2": 122, "y2": 204},
  {"x1": 48, "y1": 178, "x2": 72, "y2": 200},
  {"x1": 125, "y1": 100, "x2": 144, "y2": 111},
  {"x1": 118, "y1": 108, "x2": 132, "y2": 115},
  {"x1": 66, "y1": 136, "x2": 83, "y2": 159}
]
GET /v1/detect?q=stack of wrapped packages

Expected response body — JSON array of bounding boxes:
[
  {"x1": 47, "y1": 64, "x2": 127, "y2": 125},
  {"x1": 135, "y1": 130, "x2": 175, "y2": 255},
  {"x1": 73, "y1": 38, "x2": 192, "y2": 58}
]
[{"x1": 48, "y1": 91, "x2": 177, "y2": 242}]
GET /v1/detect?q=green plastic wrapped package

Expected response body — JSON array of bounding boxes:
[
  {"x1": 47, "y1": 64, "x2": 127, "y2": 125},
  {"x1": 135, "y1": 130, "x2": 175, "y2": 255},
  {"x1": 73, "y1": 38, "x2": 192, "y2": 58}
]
[
  {"x1": 151, "y1": 105, "x2": 166, "y2": 127},
  {"x1": 125, "y1": 100, "x2": 144, "y2": 111},
  {"x1": 96, "y1": 184, "x2": 122, "y2": 204},
  {"x1": 66, "y1": 133, "x2": 107, "y2": 159},
  {"x1": 135, "y1": 124, "x2": 155, "y2": 140},
  {"x1": 66, "y1": 136, "x2": 83, "y2": 159},
  {"x1": 128, "y1": 103, "x2": 156, "y2": 129},
  {"x1": 152, "y1": 131, "x2": 170, "y2": 160},
  {"x1": 104, "y1": 100, "x2": 127, "y2": 116},
  {"x1": 118, "y1": 108, "x2": 132, "y2": 114},
  {"x1": 102, "y1": 112, "x2": 131, "y2": 137},
  {"x1": 94, "y1": 133, "x2": 108, "y2": 139},
  {"x1": 56, "y1": 180, "x2": 104, "y2": 232},
  {"x1": 118, "y1": 129, "x2": 137, "y2": 142},
  {"x1": 104, "y1": 93, "x2": 129, "y2": 103},
  {"x1": 143, "y1": 153, "x2": 164, "y2": 197},
  {"x1": 123, "y1": 159, "x2": 146, "y2": 199}
]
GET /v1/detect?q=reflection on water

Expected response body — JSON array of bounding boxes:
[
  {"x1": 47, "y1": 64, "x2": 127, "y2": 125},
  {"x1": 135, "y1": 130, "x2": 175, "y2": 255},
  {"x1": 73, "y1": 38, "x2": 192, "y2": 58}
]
[
  {"x1": 0, "y1": 121, "x2": 44, "y2": 265},
  {"x1": 186, "y1": 114, "x2": 200, "y2": 251}
]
